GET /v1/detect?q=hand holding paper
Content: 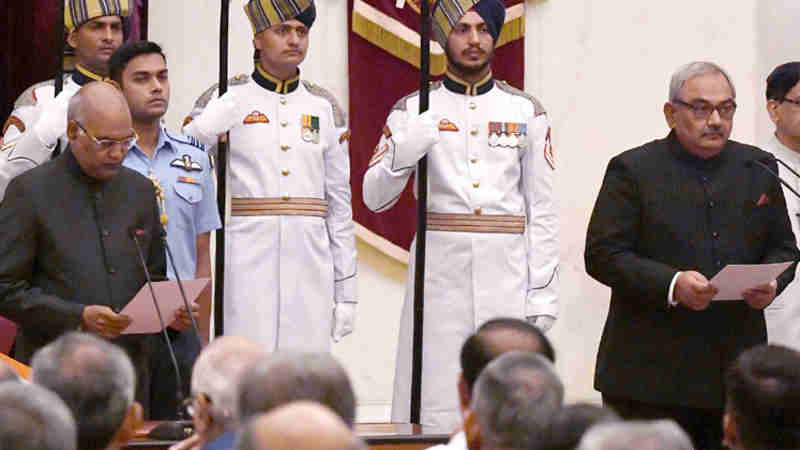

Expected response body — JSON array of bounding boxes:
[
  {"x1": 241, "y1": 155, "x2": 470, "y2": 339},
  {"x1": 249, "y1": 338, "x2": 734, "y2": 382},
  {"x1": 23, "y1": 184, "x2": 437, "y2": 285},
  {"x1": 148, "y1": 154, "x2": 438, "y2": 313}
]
[
  {"x1": 120, "y1": 279, "x2": 210, "y2": 334},
  {"x1": 674, "y1": 271, "x2": 717, "y2": 311},
  {"x1": 741, "y1": 280, "x2": 778, "y2": 310},
  {"x1": 710, "y1": 262, "x2": 792, "y2": 301}
]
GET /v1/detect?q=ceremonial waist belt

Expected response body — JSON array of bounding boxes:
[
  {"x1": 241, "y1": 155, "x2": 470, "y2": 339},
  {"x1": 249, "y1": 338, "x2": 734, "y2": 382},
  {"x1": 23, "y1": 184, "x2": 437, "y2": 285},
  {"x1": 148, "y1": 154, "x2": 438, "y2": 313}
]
[
  {"x1": 231, "y1": 197, "x2": 328, "y2": 217},
  {"x1": 427, "y1": 213, "x2": 525, "y2": 234}
]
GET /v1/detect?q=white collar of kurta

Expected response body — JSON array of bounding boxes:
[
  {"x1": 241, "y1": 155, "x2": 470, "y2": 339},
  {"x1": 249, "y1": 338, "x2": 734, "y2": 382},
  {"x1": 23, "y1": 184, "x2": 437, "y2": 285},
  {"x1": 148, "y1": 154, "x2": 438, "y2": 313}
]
[{"x1": 769, "y1": 133, "x2": 800, "y2": 165}]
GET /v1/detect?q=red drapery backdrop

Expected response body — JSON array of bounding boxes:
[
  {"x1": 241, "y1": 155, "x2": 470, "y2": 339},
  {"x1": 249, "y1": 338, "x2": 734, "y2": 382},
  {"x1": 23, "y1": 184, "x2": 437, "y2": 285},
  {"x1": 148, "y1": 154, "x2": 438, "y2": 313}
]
[{"x1": 348, "y1": 0, "x2": 525, "y2": 251}]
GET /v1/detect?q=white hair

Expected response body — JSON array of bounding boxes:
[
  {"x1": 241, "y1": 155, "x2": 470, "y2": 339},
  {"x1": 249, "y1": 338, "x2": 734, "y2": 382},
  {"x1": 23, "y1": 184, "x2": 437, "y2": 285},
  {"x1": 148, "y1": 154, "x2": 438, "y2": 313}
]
[
  {"x1": 191, "y1": 336, "x2": 266, "y2": 424},
  {"x1": 577, "y1": 420, "x2": 693, "y2": 450},
  {"x1": 668, "y1": 61, "x2": 736, "y2": 102},
  {"x1": 0, "y1": 381, "x2": 78, "y2": 450}
]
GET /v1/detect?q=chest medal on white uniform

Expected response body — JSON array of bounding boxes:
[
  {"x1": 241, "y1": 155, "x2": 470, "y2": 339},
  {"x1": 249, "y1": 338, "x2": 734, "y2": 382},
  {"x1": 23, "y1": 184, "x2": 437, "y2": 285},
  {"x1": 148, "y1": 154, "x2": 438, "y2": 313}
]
[
  {"x1": 301, "y1": 114, "x2": 320, "y2": 144},
  {"x1": 489, "y1": 122, "x2": 526, "y2": 149},
  {"x1": 170, "y1": 154, "x2": 203, "y2": 172}
]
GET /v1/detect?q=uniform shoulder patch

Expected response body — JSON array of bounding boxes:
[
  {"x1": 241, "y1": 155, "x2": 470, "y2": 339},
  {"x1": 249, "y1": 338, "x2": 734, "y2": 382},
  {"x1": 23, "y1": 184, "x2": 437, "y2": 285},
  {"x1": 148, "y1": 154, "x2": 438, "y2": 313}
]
[
  {"x1": 495, "y1": 80, "x2": 546, "y2": 117},
  {"x1": 14, "y1": 78, "x2": 55, "y2": 108},
  {"x1": 391, "y1": 81, "x2": 442, "y2": 113},
  {"x1": 302, "y1": 80, "x2": 346, "y2": 128},
  {"x1": 192, "y1": 74, "x2": 250, "y2": 110},
  {"x1": 164, "y1": 129, "x2": 206, "y2": 152}
]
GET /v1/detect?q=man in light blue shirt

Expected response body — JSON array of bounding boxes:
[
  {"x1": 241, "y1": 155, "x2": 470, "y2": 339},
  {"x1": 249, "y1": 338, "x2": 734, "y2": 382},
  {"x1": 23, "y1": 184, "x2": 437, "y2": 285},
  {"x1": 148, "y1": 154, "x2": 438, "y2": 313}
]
[{"x1": 110, "y1": 40, "x2": 221, "y2": 419}]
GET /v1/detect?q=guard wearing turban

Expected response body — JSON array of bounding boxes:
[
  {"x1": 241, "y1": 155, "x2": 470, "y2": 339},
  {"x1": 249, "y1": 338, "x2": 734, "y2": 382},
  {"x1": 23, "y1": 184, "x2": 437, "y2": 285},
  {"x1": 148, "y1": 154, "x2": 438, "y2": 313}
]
[
  {"x1": 0, "y1": 0, "x2": 130, "y2": 198},
  {"x1": 182, "y1": 0, "x2": 359, "y2": 354},
  {"x1": 364, "y1": 0, "x2": 560, "y2": 430}
]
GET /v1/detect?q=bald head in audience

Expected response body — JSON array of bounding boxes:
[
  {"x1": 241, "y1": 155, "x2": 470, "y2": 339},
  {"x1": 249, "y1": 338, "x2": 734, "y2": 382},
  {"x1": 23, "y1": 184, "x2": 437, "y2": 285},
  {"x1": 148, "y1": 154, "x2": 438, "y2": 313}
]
[
  {"x1": 465, "y1": 351, "x2": 564, "y2": 450},
  {"x1": 31, "y1": 332, "x2": 141, "y2": 450},
  {"x1": 0, "y1": 359, "x2": 19, "y2": 382},
  {"x1": 0, "y1": 381, "x2": 77, "y2": 450},
  {"x1": 236, "y1": 402, "x2": 365, "y2": 450},
  {"x1": 177, "y1": 336, "x2": 266, "y2": 449},
  {"x1": 458, "y1": 317, "x2": 555, "y2": 415},
  {"x1": 577, "y1": 420, "x2": 693, "y2": 450},
  {"x1": 237, "y1": 352, "x2": 356, "y2": 427},
  {"x1": 724, "y1": 344, "x2": 800, "y2": 450}
]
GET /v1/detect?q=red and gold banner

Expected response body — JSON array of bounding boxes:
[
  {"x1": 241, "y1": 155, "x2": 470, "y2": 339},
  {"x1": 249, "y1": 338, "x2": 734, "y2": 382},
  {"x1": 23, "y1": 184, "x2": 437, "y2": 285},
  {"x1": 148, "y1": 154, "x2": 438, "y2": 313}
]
[{"x1": 348, "y1": 0, "x2": 526, "y2": 254}]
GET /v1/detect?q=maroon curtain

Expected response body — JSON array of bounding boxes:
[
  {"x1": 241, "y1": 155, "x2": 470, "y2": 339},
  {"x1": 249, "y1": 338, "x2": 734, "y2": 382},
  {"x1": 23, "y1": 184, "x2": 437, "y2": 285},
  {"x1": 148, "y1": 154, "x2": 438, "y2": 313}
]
[{"x1": 1, "y1": 0, "x2": 148, "y2": 132}]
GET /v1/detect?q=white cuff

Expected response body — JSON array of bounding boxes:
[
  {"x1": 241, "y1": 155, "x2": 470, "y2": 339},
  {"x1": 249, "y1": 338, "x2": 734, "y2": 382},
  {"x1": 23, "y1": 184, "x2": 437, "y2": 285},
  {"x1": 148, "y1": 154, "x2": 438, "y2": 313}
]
[{"x1": 668, "y1": 271, "x2": 681, "y2": 307}]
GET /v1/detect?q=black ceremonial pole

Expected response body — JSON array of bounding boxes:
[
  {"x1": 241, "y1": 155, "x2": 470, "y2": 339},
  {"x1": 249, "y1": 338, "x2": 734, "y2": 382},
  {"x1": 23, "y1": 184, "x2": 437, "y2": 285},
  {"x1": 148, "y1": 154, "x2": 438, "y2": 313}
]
[
  {"x1": 213, "y1": 0, "x2": 230, "y2": 337},
  {"x1": 55, "y1": 0, "x2": 65, "y2": 95},
  {"x1": 410, "y1": 0, "x2": 436, "y2": 425}
]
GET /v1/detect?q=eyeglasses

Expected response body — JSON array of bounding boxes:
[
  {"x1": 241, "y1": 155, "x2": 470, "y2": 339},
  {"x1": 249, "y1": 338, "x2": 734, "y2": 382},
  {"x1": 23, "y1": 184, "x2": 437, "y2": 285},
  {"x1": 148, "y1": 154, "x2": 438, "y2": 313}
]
[
  {"x1": 673, "y1": 99, "x2": 737, "y2": 121},
  {"x1": 73, "y1": 121, "x2": 138, "y2": 150},
  {"x1": 781, "y1": 97, "x2": 800, "y2": 107}
]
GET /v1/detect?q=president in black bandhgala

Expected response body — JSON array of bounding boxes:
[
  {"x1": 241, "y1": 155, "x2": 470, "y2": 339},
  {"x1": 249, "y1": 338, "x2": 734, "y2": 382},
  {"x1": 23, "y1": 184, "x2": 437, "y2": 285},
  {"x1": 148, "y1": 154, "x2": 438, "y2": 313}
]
[
  {"x1": 0, "y1": 81, "x2": 165, "y2": 412},
  {"x1": 585, "y1": 61, "x2": 800, "y2": 450}
]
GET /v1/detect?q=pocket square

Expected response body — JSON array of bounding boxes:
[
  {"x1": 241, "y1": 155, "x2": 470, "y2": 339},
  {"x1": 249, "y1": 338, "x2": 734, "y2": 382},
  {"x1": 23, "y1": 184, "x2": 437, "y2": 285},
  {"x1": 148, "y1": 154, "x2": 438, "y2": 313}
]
[{"x1": 756, "y1": 193, "x2": 770, "y2": 206}]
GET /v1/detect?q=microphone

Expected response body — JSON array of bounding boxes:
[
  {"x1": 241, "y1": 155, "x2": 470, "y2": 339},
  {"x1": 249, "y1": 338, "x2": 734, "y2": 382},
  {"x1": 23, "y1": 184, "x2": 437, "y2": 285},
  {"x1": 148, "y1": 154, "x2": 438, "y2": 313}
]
[
  {"x1": 160, "y1": 229, "x2": 204, "y2": 351},
  {"x1": 747, "y1": 156, "x2": 800, "y2": 200},
  {"x1": 129, "y1": 227, "x2": 187, "y2": 423}
]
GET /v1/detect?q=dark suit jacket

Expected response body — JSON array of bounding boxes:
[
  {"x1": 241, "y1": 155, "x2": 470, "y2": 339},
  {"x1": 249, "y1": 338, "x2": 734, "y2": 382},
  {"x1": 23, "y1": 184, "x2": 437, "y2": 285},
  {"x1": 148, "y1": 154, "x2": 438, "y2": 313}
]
[
  {"x1": 0, "y1": 149, "x2": 166, "y2": 362},
  {"x1": 585, "y1": 132, "x2": 799, "y2": 409}
]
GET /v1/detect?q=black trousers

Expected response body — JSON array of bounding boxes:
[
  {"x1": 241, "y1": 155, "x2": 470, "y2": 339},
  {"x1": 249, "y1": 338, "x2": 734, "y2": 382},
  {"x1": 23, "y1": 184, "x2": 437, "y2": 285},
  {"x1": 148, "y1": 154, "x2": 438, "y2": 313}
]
[{"x1": 602, "y1": 394, "x2": 724, "y2": 450}]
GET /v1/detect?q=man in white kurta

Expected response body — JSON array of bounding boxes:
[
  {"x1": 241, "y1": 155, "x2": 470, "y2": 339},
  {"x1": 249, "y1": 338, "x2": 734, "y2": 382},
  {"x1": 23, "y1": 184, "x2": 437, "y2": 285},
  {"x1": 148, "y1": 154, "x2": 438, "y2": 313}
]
[
  {"x1": 363, "y1": 0, "x2": 559, "y2": 431},
  {"x1": 183, "y1": 0, "x2": 357, "y2": 352},
  {"x1": 764, "y1": 62, "x2": 800, "y2": 350},
  {"x1": 0, "y1": 0, "x2": 130, "y2": 198}
]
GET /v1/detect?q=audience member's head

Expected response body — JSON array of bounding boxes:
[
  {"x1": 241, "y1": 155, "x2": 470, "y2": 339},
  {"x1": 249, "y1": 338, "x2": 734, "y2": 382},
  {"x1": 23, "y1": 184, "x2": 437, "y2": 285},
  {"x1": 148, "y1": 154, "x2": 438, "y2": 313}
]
[
  {"x1": 238, "y1": 352, "x2": 356, "y2": 427},
  {"x1": 188, "y1": 336, "x2": 266, "y2": 443},
  {"x1": 236, "y1": 401, "x2": 365, "y2": 450},
  {"x1": 766, "y1": 62, "x2": 800, "y2": 150},
  {"x1": 577, "y1": 420, "x2": 693, "y2": 450},
  {"x1": 464, "y1": 351, "x2": 564, "y2": 450},
  {"x1": 0, "y1": 381, "x2": 77, "y2": 450},
  {"x1": 31, "y1": 332, "x2": 141, "y2": 450},
  {"x1": 458, "y1": 317, "x2": 555, "y2": 411},
  {"x1": 724, "y1": 344, "x2": 800, "y2": 450},
  {"x1": 0, "y1": 359, "x2": 20, "y2": 382},
  {"x1": 546, "y1": 403, "x2": 620, "y2": 450}
]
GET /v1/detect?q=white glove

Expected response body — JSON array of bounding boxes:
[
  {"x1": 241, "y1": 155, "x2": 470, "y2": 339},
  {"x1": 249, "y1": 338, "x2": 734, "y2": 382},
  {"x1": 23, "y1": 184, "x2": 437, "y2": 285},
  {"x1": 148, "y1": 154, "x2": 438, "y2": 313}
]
[
  {"x1": 191, "y1": 91, "x2": 242, "y2": 140},
  {"x1": 332, "y1": 302, "x2": 357, "y2": 342},
  {"x1": 391, "y1": 110, "x2": 441, "y2": 169},
  {"x1": 33, "y1": 90, "x2": 71, "y2": 148},
  {"x1": 527, "y1": 314, "x2": 556, "y2": 333}
]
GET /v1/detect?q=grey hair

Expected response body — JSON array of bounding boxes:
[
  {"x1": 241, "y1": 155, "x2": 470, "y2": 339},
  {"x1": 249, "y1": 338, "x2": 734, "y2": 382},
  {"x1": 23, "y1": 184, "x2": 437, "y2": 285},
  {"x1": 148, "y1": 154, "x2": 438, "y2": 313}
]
[
  {"x1": 31, "y1": 332, "x2": 135, "y2": 450},
  {"x1": 577, "y1": 420, "x2": 693, "y2": 450},
  {"x1": 471, "y1": 351, "x2": 565, "y2": 449},
  {"x1": 0, "y1": 381, "x2": 78, "y2": 450},
  {"x1": 237, "y1": 352, "x2": 357, "y2": 427},
  {"x1": 191, "y1": 336, "x2": 266, "y2": 424},
  {"x1": 668, "y1": 61, "x2": 736, "y2": 102}
]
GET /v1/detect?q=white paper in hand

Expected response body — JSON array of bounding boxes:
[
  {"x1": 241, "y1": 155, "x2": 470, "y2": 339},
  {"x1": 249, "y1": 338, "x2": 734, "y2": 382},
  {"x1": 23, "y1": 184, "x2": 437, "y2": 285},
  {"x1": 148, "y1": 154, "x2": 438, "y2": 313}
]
[
  {"x1": 710, "y1": 262, "x2": 793, "y2": 301},
  {"x1": 120, "y1": 278, "x2": 210, "y2": 334}
]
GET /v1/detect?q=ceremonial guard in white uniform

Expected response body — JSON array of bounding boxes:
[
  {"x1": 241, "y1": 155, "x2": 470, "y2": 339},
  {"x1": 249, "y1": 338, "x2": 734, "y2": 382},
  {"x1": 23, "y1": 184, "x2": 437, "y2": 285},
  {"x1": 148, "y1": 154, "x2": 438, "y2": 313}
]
[
  {"x1": 0, "y1": 0, "x2": 130, "y2": 197},
  {"x1": 363, "y1": 0, "x2": 559, "y2": 430},
  {"x1": 183, "y1": 0, "x2": 358, "y2": 351},
  {"x1": 764, "y1": 62, "x2": 800, "y2": 350}
]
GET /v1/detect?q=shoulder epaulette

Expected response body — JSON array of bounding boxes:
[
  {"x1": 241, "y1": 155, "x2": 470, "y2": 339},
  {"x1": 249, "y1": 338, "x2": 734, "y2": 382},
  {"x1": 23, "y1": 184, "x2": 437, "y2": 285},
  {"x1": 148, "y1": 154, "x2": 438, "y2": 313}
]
[
  {"x1": 495, "y1": 80, "x2": 546, "y2": 116},
  {"x1": 302, "y1": 80, "x2": 346, "y2": 128},
  {"x1": 164, "y1": 129, "x2": 206, "y2": 151},
  {"x1": 13, "y1": 73, "x2": 71, "y2": 109},
  {"x1": 193, "y1": 73, "x2": 250, "y2": 110},
  {"x1": 391, "y1": 81, "x2": 442, "y2": 113}
]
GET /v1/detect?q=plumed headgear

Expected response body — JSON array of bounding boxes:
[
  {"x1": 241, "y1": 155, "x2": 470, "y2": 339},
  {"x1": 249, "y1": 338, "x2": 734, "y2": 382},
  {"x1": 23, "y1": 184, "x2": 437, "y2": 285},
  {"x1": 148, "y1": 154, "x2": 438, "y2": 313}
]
[
  {"x1": 244, "y1": 0, "x2": 316, "y2": 35},
  {"x1": 432, "y1": 0, "x2": 505, "y2": 48}
]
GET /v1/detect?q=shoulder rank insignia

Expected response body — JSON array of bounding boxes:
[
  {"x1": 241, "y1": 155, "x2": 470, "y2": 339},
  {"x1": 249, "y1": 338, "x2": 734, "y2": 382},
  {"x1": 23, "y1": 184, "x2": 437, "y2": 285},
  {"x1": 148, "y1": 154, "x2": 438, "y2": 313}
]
[
  {"x1": 339, "y1": 129, "x2": 351, "y2": 144},
  {"x1": 244, "y1": 110, "x2": 269, "y2": 125},
  {"x1": 438, "y1": 119, "x2": 459, "y2": 132},
  {"x1": 171, "y1": 154, "x2": 203, "y2": 172},
  {"x1": 301, "y1": 114, "x2": 320, "y2": 144}
]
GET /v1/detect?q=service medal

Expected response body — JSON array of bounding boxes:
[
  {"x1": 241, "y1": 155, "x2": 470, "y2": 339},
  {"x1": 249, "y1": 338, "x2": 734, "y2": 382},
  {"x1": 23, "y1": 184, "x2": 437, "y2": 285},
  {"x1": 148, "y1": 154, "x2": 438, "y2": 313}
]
[{"x1": 301, "y1": 114, "x2": 320, "y2": 144}]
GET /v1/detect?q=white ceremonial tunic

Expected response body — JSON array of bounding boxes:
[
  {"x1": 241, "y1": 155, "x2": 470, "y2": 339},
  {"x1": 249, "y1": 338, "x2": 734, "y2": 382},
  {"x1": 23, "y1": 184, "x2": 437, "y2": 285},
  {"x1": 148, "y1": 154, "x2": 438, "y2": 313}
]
[
  {"x1": 184, "y1": 69, "x2": 357, "y2": 352},
  {"x1": 363, "y1": 73, "x2": 559, "y2": 431},
  {"x1": 764, "y1": 134, "x2": 800, "y2": 350}
]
